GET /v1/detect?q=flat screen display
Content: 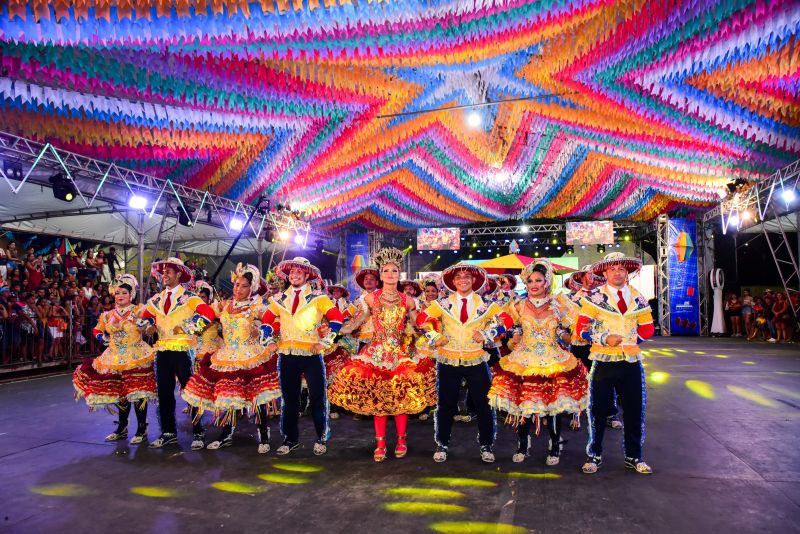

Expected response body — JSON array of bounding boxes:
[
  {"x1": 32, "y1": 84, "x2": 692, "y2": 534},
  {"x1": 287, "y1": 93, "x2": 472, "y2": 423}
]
[
  {"x1": 566, "y1": 221, "x2": 614, "y2": 245},
  {"x1": 417, "y1": 227, "x2": 461, "y2": 250}
]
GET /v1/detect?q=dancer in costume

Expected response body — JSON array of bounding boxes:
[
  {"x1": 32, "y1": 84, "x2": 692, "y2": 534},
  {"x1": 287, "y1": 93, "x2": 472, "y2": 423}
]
[
  {"x1": 412, "y1": 277, "x2": 442, "y2": 421},
  {"x1": 137, "y1": 258, "x2": 215, "y2": 449},
  {"x1": 73, "y1": 274, "x2": 155, "y2": 444},
  {"x1": 575, "y1": 252, "x2": 655, "y2": 474},
  {"x1": 416, "y1": 263, "x2": 514, "y2": 463},
  {"x1": 328, "y1": 248, "x2": 436, "y2": 462},
  {"x1": 324, "y1": 283, "x2": 359, "y2": 420},
  {"x1": 487, "y1": 260, "x2": 588, "y2": 465},
  {"x1": 259, "y1": 257, "x2": 344, "y2": 456},
  {"x1": 192, "y1": 280, "x2": 223, "y2": 372},
  {"x1": 183, "y1": 264, "x2": 280, "y2": 452},
  {"x1": 351, "y1": 267, "x2": 380, "y2": 351}
]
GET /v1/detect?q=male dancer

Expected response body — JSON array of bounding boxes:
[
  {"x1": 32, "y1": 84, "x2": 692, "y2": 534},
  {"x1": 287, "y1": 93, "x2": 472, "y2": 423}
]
[
  {"x1": 260, "y1": 257, "x2": 344, "y2": 455},
  {"x1": 416, "y1": 263, "x2": 513, "y2": 463},
  {"x1": 138, "y1": 258, "x2": 215, "y2": 449},
  {"x1": 575, "y1": 252, "x2": 655, "y2": 474}
]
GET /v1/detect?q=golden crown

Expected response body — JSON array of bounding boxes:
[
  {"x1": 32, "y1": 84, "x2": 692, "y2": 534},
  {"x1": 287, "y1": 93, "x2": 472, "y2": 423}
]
[{"x1": 373, "y1": 247, "x2": 405, "y2": 270}]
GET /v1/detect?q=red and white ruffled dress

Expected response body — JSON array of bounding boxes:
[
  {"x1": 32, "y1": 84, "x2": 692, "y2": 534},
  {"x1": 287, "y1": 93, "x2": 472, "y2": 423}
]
[
  {"x1": 488, "y1": 296, "x2": 587, "y2": 423},
  {"x1": 183, "y1": 300, "x2": 281, "y2": 421}
]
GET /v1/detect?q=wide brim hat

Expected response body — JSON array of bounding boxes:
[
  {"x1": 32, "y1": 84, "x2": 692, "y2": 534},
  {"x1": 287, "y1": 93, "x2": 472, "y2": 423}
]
[
  {"x1": 151, "y1": 257, "x2": 193, "y2": 284},
  {"x1": 193, "y1": 280, "x2": 216, "y2": 300},
  {"x1": 441, "y1": 262, "x2": 487, "y2": 293},
  {"x1": 480, "y1": 275, "x2": 499, "y2": 296},
  {"x1": 592, "y1": 252, "x2": 642, "y2": 276},
  {"x1": 276, "y1": 257, "x2": 321, "y2": 282},
  {"x1": 354, "y1": 267, "x2": 380, "y2": 290},
  {"x1": 327, "y1": 284, "x2": 350, "y2": 298},
  {"x1": 399, "y1": 280, "x2": 422, "y2": 297}
]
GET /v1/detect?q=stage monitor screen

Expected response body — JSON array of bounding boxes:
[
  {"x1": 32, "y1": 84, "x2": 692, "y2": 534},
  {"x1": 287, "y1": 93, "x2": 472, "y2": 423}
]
[
  {"x1": 417, "y1": 227, "x2": 461, "y2": 250},
  {"x1": 566, "y1": 221, "x2": 614, "y2": 245}
]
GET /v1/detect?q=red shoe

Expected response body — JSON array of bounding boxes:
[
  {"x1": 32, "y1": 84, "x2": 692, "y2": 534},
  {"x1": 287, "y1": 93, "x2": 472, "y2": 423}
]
[
  {"x1": 395, "y1": 434, "x2": 407, "y2": 459},
  {"x1": 374, "y1": 437, "x2": 387, "y2": 462}
]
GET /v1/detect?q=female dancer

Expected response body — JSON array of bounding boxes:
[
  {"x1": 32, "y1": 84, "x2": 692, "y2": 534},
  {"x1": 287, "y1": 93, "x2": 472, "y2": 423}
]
[
  {"x1": 328, "y1": 248, "x2": 436, "y2": 461},
  {"x1": 182, "y1": 264, "x2": 281, "y2": 452},
  {"x1": 73, "y1": 274, "x2": 155, "y2": 443},
  {"x1": 488, "y1": 259, "x2": 588, "y2": 465}
]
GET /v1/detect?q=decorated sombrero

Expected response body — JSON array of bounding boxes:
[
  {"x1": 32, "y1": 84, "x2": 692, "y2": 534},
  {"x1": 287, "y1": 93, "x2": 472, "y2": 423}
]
[
  {"x1": 327, "y1": 284, "x2": 350, "y2": 298},
  {"x1": 441, "y1": 262, "x2": 487, "y2": 293},
  {"x1": 354, "y1": 266, "x2": 380, "y2": 290},
  {"x1": 275, "y1": 257, "x2": 321, "y2": 281},
  {"x1": 480, "y1": 275, "x2": 499, "y2": 296},
  {"x1": 591, "y1": 252, "x2": 642, "y2": 276},
  {"x1": 112, "y1": 273, "x2": 139, "y2": 293},
  {"x1": 399, "y1": 280, "x2": 422, "y2": 296},
  {"x1": 151, "y1": 257, "x2": 193, "y2": 284}
]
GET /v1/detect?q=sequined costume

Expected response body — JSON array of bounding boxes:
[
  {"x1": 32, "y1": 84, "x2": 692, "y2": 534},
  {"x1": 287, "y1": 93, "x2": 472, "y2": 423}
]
[
  {"x1": 183, "y1": 299, "x2": 280, "y2": 419},
  {"x1": 73, "y1": 303, "x2": 156, "y2": 408},
  {"x1": 328, "y1": 290, "x2": 436, "y2": 416},
  {"x1": 488, "y1": 294, "x2": 588, "y2": 421}
]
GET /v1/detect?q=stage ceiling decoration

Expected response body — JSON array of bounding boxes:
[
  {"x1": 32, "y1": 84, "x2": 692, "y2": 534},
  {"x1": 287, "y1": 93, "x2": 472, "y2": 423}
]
[{"x1": 1, "y1": 0, "x2": 798, "y2": 232}]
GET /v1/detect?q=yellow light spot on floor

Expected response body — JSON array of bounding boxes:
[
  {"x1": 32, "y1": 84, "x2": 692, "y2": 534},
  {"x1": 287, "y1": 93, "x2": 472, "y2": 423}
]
[
  {"x1": 271, "y1": 462, "x2": 324, "y2": 473},
  {"x1": 694, "y1": 351, "x2": 706, "y2": 355},
  {"x1": 742, "y1": 361, "x2": 756, "y2": 365},
  {"x1": 130, "y1": 486, "x2": 180, "y2": 498},
  {"x1": 257, "y1": 473, "x2": 311, "y2": 484},
  {"x1": 419, "y1": 477, "x2": 496, "y2": 488},
  {"x1": 675, "y1": 349, "x2": 688, "y2": 353},
  {"x1": 211, "y1": 481, "x2": 264, "y2": 494},
  {"x1": 726, "y1": 386, "x2": 779, "y2": 408},
  {"x1": 758, "y1": 384, "x2": 800, "y2": 401},
  {"x1": 429, "y1": 521, "x2": 528, "y2": 534},
  {"x1": 30, "y1": 484, "x2": 93, "y2": 497},
  {"x1": 384, "y1": 502, "x2": 467, "y2": 514},
  {"x1": 685, "y1": 380, "x2": 716, "y2": 400},
  {"x1": 498, "y1": 472, "x2": 561, "y2": 479},
  {"x1": 715, "y1": 355, "x2": 729, "y2": 359},
  {"x1": 384, "y1": 488, "x2": 466, "y2": 499},
  {"x1": 648, "y1": 371, "x2": 670, "y2": 385}
]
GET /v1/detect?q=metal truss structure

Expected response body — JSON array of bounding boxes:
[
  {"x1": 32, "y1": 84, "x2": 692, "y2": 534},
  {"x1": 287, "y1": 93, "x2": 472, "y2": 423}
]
[
  {"x1": 655, "y1": 214, "x2": 671, "y2": 336},
  {"x1": 705, "y1": 158, "x2": 800, "y2": 328}
]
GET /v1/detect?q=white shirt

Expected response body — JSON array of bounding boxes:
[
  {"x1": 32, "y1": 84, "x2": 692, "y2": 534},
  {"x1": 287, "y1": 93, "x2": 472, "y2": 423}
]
[
  {"x1": 605, "y1": 284, "x2": 632, "y2": 308},
  {"x1": 456, "y1": 291, "x2": 476, "y2": 318}
]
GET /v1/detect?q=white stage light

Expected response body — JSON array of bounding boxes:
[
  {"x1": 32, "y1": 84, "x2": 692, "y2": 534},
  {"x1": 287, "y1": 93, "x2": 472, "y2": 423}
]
[
  {"x1": 128, "y1": 195, "x2": 147, "y2": 210},
  {"x1": 781, "y1": 188, "x2": 795, "y2": 203},
  {"x1": 467, "y1": 111, "x2": 482, "y2": 128},
  {"x1": 230, "y1": 218, "x2": 245, "y2": 231}
]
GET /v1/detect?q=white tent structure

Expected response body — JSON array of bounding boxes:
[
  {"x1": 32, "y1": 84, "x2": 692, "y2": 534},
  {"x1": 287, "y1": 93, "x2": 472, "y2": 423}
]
[{"x1": 0, "y1": 131, "x2": 319, "y2": 299}]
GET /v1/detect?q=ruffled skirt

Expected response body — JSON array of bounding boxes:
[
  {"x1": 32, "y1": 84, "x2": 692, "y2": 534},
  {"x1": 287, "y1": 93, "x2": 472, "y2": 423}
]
[
  {"x1": 182, "y1": 354, "x2": 281, "y2": 422},
  {"x1": 488, "y1": 360, "x2": 587, "y2": 420},
  {"x1": 73, "y1": 359, "x2": 156, "y2": 408},
  {"x1": 328, "y1": 358, "x2": 436, "y2": 416},
  {"x1": 323, "y1": 346, "x2": 351, "y2": 381}
]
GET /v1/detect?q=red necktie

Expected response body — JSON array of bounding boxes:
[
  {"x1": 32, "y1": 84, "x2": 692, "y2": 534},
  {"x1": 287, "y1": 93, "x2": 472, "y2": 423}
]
[
  {"x1": 617, "y1": 290, "x2": 627, "y2": 314},
  {"x1": 291, "y1": 290, "x2": 301, "y2": 314},
  {"x1": 460, "y1": 298, "x2": 469, "y2": 324},
  {"x1": 163, "y1": 291, "x2": 172, "y2": 314}
]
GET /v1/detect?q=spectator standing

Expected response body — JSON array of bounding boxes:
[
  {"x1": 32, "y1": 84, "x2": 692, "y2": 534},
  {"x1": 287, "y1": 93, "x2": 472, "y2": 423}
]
[
  {"x1": 727, "y1": 293, "x2": 742, "y2": 337},
  {"x1": 741, "y1": 290, "x2": 754, "y2": 337},
  {"x1": 762, "y1": 290, "x2": 777, "y2": 342},
  {"x1": 773, "y1": 292, "x2": 791, "y2": 343}
]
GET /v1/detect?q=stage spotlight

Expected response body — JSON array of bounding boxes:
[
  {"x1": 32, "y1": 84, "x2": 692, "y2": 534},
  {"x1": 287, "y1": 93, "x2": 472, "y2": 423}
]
[
  {"x1": 566, "y1": 246, "x2": 574, "y2": 254},
  {"x1": 781, "y1": 188, "x2": 795, "y2": 203},
  {"x1": 468, "y1": 254, "x2": 473, "y2": 259},
  {"x1": 597, "y1": 244, "x2": 606, "y2": 254},
  {"x1": 476, "y1": 249, "x2": 481, "y2": 253},
  {"x1": 741, "y1": 210, "x2": 752, "y2": 221},
  {"x1": 3, "y1": 160, "x2": 23, "y2": 180},
  {"x1": 467, "y1": 111, "x2": 482, "y2": 128},
  {"x1": 178, "y1": 205, "x2": 195, "y2": 227},
  {"x1": 728, "y1": 214, "x2": 740, "y2": 227},
  {"x1": 429, "y1": 250, "x2": 433, "y2": 255},
  {"x1": 278, "y1": 229, "x2": 291, "y2": 241},
  {"x1": 623, "y1": 233, "x2": 632, "y2": 241},
  {"x1": 534, "y1": 250, "x2": 540, "y2": 257},
  {"x1": 520, "y1": 225, "x2": 529, "y2": 234},
  {"x1": 230, "y1": 218, "x2": 245, "y2": 231},
  {"x1": 487, "y1": 248, "x2": 492, "y2": 253},
  {"x1": 293, "y1": 233, "x2": 305, "y2": 245},
  {"x1": 471, "y1": 242, "x2": 477, "y2": 248},
  {"x1": 544, "y1": 245, "x2": 550, "y2": 251},
  {"x1": 128, "y1": 195, "x2": 147, "y2": 210},
  {"x1": 49, "y1": 172, "x2": 77, "y2": 202}
]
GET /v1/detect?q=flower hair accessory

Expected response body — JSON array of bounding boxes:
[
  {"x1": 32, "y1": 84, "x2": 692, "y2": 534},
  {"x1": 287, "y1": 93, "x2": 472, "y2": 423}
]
[
  {"x1": 521, "y1": 258, "x2": 554, "y2": 292},
  {"x1": 112, "y1": 273, "x2": 139, "y2": 293},
  {"x1": 231, "y1": 263, "x2": 261, "y2": 297}
]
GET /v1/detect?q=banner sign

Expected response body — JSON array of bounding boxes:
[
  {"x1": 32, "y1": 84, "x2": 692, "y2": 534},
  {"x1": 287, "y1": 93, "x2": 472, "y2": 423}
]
[
  {"x1": 668, "y1": 218, "x2": 700, "y2": 335},
  {"x1": 345, "y1": 232, "x2": 370, "y2": 297}
]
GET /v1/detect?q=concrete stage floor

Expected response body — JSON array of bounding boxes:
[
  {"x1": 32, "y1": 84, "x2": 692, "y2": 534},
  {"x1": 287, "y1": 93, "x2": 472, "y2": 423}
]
[{"x1": 0, "y1": 337, "x2": 798, "y2": 534}]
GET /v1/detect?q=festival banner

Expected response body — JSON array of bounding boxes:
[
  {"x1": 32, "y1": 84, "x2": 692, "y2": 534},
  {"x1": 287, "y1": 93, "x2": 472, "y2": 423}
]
[
  {"x1": 345, "y1": 232, "x2": 370, "y2": 297},
  {"x1": 668, "y1": 218, "x2": 699, "y2": 335}
]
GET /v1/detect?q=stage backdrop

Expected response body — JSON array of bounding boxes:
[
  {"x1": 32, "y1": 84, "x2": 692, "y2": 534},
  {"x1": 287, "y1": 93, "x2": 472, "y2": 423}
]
[
  {"x1": 345, "y1": 232, "x2": 370, "y2": 297},
  {"x1": 668, "y1": 218, "x2": 700, "y2": 335}
]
